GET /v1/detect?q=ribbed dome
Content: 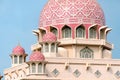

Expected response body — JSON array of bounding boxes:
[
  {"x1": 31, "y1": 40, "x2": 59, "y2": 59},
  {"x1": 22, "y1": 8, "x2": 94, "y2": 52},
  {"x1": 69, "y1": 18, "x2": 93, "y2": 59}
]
[
  {"x1": 42, "y1": 32, "x2": 57, "y2": 42},
  {"x1": 29, "y1": 51, "x2": 45, "y2": 61},
  {"x1": 39, "y1": 0, "x2": 105, "y2": 27},
  {"x1": 12, "y1": 45, "x2": 25, "y2": 55}
]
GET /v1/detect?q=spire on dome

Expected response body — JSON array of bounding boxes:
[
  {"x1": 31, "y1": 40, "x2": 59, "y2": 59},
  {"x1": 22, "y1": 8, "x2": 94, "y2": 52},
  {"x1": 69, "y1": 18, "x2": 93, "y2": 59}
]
[{"x1": 12, "y1": 44, "x2": 25, "y2": 55}]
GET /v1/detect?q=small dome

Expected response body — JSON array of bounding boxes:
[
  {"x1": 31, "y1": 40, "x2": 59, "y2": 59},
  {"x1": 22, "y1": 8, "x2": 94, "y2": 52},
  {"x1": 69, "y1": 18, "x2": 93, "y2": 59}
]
[
  {"x1": 42, "y1": 32, "x2": 57, "y2": 42},
  {"x1": 39, "y1": 0, "x2": 105, "y2": 27},
  {"x1": 29, "y1": 51, "x2": 45, "y2": 61},
  {"x1": 12, "y1": 45, "x2": 25, "y2": 55}
]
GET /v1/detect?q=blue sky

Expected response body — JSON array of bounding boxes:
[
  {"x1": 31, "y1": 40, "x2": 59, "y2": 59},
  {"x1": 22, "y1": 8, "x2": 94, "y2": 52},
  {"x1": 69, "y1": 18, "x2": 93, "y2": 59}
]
[{"x1": 0, "y1": 0, "x2": 120, "y2": 77}]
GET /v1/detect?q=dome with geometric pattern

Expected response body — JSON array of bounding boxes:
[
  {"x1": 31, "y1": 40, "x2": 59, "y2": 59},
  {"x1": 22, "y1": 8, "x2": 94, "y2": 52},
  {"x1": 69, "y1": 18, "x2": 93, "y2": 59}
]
[
  {"x1": 39, "y1": 0, "x2": 105, "y2": 27},
  {"x1": 29, "y1": 51, "x2": 45, "y2": 61},
  {"x1": 42, "y1": 32, "x2": 57, "y2": 42},
  {"x1": 12, "y1": 45, "x2": 25, "y2": 55}
]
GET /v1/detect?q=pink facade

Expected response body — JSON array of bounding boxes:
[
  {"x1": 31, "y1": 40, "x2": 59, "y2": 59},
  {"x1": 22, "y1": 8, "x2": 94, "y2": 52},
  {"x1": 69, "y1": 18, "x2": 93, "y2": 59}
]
[{"x1": 4, "y1": 0, "x2": 120, "y2": 80}]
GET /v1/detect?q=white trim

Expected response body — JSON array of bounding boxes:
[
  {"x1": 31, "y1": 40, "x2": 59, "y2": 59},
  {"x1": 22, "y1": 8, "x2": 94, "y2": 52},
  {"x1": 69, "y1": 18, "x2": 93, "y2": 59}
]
[
  {"x1": 88, "y1": 24, "x2": 98, "y2": 39},
  {"x1": 105, "y1": 28, "x2": 112, "y2": 39},
  {"x1": 99, "y1": 26, "x2": 107, "y2": 39},
  {"x1": 88, "y1": 24, "x2": 98, "y2": 31}
]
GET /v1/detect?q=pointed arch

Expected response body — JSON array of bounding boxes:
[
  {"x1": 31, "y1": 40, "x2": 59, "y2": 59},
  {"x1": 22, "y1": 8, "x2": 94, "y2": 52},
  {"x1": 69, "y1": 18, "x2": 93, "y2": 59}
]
[
  {"x1": 51, "y1": 27, "x2": 58, "y2": 37},
  {"x1": 14, "y1": 55, "x2": 17, "y2": 64},
  {"x1": 105, "y1": 28, "x2": 112, "y2": 40},
  {"x1": 89, "y1": 26, "x2": 97, "y2": 39},
  {"x1": 62, "y1": 25, "x2": 71, "y2": 38},
  {"x1": 32, "y1": 63, "x2": 36, "y2": 73},
  {"x1": 51, "y1": 43, "x2": 55, "y2": 52},
  {"x1": 80, "y1": 47, "x2": 94, "y2": 59},
  {"x1": 99, "y1": 26, "x2": 107, "y2": 39},
  {"x1": 45, "y1": 43, "x2": 49, "y2": 52},
  {"x1": 38, "y1": 63, "x2": 42, "y2": 73},
  {"x1": 39, "y1": 27, "x2": 47, "y2": 36},
  {"x1": 76, "y1": 25, "x2": 85, "y2": 38},
  {"x1": 19, "y1": 55, "x2": 22, "y2": 64}
]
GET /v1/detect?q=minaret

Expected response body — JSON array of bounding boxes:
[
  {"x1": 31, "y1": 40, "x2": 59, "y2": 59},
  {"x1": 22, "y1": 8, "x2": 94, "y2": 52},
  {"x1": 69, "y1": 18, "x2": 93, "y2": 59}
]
[
  {"x1": 10, "y1": 44, "x2": 28, "y2": 67},
  {"x1": 40, "y1": 32, "x2": 59, "y2": 57}
]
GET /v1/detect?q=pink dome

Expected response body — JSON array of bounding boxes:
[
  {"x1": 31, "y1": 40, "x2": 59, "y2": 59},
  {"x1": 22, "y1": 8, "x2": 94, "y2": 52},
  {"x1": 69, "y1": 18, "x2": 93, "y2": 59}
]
[
  {"x1": 39, "y1": 0, "x2": 105, "y2": 27},
  {"x1": 42, "y1": 32, "x2": 57, "y2": 42},
  {"x1": 29, "y1": 51, "x2": 45, "y2": 61},
  {"x1": 12, "y1": 45, "x2": 25, "y2": 55}
]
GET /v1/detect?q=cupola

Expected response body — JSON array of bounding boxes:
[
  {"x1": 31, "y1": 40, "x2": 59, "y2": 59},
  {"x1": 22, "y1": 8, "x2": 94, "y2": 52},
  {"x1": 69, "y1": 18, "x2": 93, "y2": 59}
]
[
  {"x1": 40, "y1": 32, "x2": 59, "y2": 57},
  {"x1": 28, "y1": 51, "x2": 47, "y2": 75},
  {"x1": 10, "y1": 45, "x2": 27, "y2": 67}
]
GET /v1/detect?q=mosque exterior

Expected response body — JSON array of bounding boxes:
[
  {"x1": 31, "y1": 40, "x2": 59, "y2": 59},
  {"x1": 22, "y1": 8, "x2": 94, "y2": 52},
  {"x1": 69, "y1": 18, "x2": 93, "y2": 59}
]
[{"x1": 4, "y1": 0, "x2": 120, "y2": 80}]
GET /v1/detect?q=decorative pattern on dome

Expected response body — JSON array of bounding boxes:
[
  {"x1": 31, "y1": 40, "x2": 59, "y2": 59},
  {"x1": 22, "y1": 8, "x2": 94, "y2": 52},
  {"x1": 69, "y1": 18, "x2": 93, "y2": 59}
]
[
  {"x1": 42, "y1": 32, "x2": 57, "y2": 42},
  {"x1": 12, "y1": 45, "x2": 25, "y2": 55},
  {"x1": 29, "y1": 51, "x2": 45, "y2": 61},
  {"x1": 39, "y1": 0, "x2": 105, "y2": 27}
]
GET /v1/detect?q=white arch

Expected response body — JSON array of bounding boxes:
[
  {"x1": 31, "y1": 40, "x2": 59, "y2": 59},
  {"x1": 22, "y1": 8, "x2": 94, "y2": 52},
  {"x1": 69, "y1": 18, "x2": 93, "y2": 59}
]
[
  {"x1": 88, "y1": 24, "x2": 98, "y2": 39},
  {"x1": 105, "y1": 28, "x2": 112, "y2": 40},
  {"x1": 62, "y1": 25, "x2": 72, "y2": 38},
  {"x1": 99, "y1": 26, "x2": 107, "y2": 39},
  {"x1": 75, "y1": 24, "x2": 86, "y2": 38},
  {"x1": 105, "y1": 28, "x2": 112, "y2": 35},
  {"x1": 88, "y1": 24, "x2": 98, "y2": 30},
  {"x1": 50, "y1": 26, "x2": 58, "y2": 37}
]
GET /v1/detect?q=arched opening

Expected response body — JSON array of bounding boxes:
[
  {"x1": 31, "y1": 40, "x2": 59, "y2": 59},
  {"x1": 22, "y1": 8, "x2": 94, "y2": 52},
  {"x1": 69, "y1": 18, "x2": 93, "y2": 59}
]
[
  {"x1": 42, "y1": 30, "x2": 46, "y2": 37},
  {"x1": 32, "y1": 63, "x2": 36, "y2": 73},
  {"x1": 62, "y1": 25, "x2": 71, "y2": 38},
  {"x1": 76, "y1": 25, "x2": 85, "y2": 38},
  {"x1": 100, "y1": 29, "x2": 105, "y2": 39},
  {"x1": 80, "y1": 47, "x2": 93, "y2": 59},
  {"x1": 105, "y1": 28, "x2": 112, "y2": 40},
  {"x1": 19, "y1": 55, "x2": 22, "y2": 64},
  {"x1": 51, "y1": 43, "x2": 55, "y2": 52},
  {"x1": 45, "y1": 43, "x2": 49, "y2": 52},
  {"x1": 89, "y1": 27, "x2": 97, "y2": 39},
  {"x1": 14, "y1": 55, "x2": 17, "y2": 64},
  {"x1": 51, "y1": 27, "x2": 58, "y2": 37},
  {"x1": 38, "y1": 63, "x2": 42, "y2": 73}
]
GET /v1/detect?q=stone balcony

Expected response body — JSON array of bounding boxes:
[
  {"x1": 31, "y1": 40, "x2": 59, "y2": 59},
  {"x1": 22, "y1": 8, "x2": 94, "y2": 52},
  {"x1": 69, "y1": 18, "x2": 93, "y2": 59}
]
[{"x1": 58, "y1": 38, "x2": 113, "y2": 49}]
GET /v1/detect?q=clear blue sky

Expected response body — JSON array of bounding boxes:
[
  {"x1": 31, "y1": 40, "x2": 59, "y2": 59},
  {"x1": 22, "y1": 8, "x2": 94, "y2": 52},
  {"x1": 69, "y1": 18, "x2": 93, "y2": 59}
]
[{"x1": 0, "y1": 0, "x2": 120, "y2": 77}]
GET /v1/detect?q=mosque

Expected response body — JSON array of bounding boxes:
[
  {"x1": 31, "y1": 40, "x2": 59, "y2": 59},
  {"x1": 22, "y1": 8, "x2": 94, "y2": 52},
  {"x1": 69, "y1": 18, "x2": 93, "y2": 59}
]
[{"x1": 3, "y1": 0, "x2": 120, "y2": 80}]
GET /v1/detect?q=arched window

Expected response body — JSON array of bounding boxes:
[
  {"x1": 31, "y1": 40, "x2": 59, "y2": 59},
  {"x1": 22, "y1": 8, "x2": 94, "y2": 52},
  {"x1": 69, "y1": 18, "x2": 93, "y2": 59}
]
[
  {"x1": 76, "y1": 26, "x2": 85, "y2": 38},
  {"x1": 51, "y1": 28, "x2": 58, "y2": 37},
  {"x1": 89, "y1": 27, "x2": 97, "y2": 39},
  {"x1": 51, "y1": 43, "x2": 55, "y2": 52},
  {"x1": 42, "y1": 30, "x2": 46, "y2": 37},
  {"x1": 45, "y1": 43, "x2": 49, "y2": 52},
  {"x1": 38, "y1": 63, "x2": 42, "y2": 73},
  {"x1": 19, "y1": 55, "x2": 22, "y2": 64},
  {"x1": 80, "y1": 47, "x2": 93, "y2": 59},
  {"x1": 32, "y1": 63, "x2": 36, "y2": 73},
  {"x1": 100, "y1": 29, "x2": 104, "y2": 39},
  {"x1": 62, "y1": 26, "x2": 71, "y2": 38},
  {"x1": 14, "y1": 55, "x2": 17, "y2": 64}
]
